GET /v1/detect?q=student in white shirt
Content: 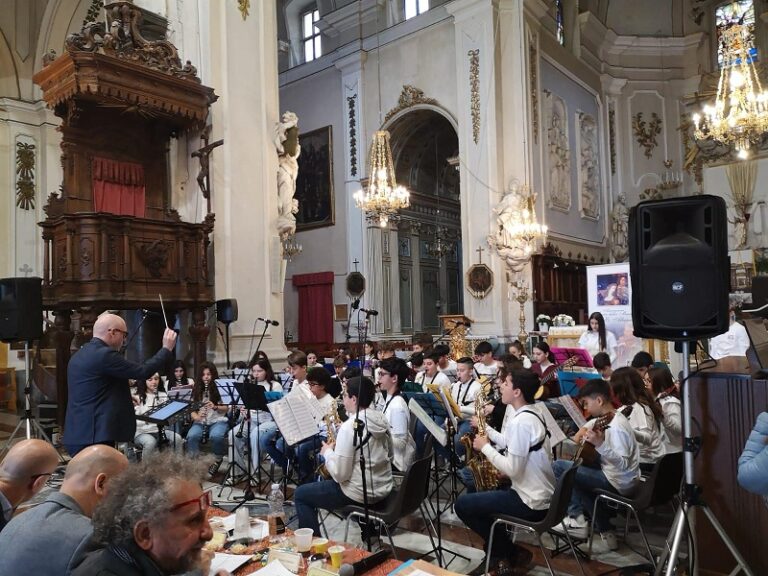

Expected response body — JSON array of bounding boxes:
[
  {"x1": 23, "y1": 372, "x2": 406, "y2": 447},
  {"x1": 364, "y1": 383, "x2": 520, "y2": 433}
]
[
  {"x1": 451, "y1": 357, "x2": 482, "y2": 458},
  {"x1": 553, "y1": 379, "x2": 641, "y2": 550},
  {"x1": 709, "y1": 307, "x2": 750, "y2": 359},
  {"x1": 612, "y1": 367, "x2": 666, "y2": 471},
  {"x1": 578, "y1": 312, "x2": 618, "y2": 363},
  {"x1": 455, "y1": 366, "x2": 555, "y2": 572},
  {"x1": 416, "y1": 352, "x2": 451, "y2": 392},
  {"x1": 646, "y1": 366, "x2": 682, "y2": 454},
  {"x1": 231, "y1": 359, "x2": 284, "y2": 474},
  {"x1": 294, "y1": 377, "x2": 393, "y2": 536},
  {"x1": 306, "y1": 351, "x2": 324, "y2": 370},
  {"x1": 433, "y1": 344, "x2": 458, "y2": 383},
  {"x1": 132, "y1": 372, "x2": 181, "y2": 459},
  {"x1": 473, "y1": 341, "x2": 499, "y2": 379},
  {"x1": 377, "y1": 357, "x2": 416, "y2": 472}
]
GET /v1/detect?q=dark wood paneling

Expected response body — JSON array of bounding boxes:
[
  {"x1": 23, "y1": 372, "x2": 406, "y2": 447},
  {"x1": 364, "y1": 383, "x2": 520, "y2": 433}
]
[
  {"x1": 689, "y1": 370, "x2": 768, "y2": 574},
  {"x1": 531, "y1": 253, "x2": 588, "y2": 324}
]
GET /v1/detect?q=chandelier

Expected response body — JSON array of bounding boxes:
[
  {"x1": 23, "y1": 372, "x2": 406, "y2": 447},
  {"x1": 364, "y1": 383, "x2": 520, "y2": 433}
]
[
  {"x1": 353, "y1": 131, "x2": 410, "y2": 227},
  {"x1": 426, "y1": 225, "x2": 456, "y2": 258},
  {"x1": 657, "y1": 159, "x2": 683, "y2": 192},
  {"x1": 498, "y1": 184, "x2": 548, "y2": 257},
  {"x1": 692, "y1": 23, "x2": 768, "y2": 159}
]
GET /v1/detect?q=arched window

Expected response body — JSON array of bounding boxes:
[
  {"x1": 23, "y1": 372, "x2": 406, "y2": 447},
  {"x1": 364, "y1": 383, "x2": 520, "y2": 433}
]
[
  {"x1": 302, "y1": 8, "x2": 321, "y2": 62},
  {"x1": 405, "y1": 0, "x2": 429, "y2": 20},
  {"x1": 716, "y1": 0, "x2": 756, "y2": 67},
  {"x1": 555, "y1": 0, "x2": 565, "y2": 46}
]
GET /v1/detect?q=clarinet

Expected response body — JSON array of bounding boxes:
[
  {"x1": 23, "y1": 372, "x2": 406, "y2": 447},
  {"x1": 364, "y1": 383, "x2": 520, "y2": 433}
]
[
  {"x1": 200, "y1": 384, "x2": 210, "y2": 445},
  {"x1": 235, "y1": 410, "x2": 248, "y2": 438}
]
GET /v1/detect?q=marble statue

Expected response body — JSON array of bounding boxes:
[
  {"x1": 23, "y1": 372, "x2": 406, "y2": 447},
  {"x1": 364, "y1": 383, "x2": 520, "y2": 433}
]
[
  {"x1": 610, "y1": 193, "x2": 629, "y2": 262},
  {"x1": 579, "y1": 113, "x2": 599, "y2": 219},
  {"x1": 274, "y1": 111, "x2": 301, "y2": 238},
  {"x1": 488, "y1": 182, "x2": 534, "y2": 274},
  {"x1": 544, "y1": 91, "x2": 571, "y2": 211}
]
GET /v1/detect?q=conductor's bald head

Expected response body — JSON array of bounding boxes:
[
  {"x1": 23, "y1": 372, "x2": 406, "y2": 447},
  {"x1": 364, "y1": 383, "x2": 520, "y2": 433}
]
[{"x1": 93, "y1": 313, "x2": 128, "y2": 350}]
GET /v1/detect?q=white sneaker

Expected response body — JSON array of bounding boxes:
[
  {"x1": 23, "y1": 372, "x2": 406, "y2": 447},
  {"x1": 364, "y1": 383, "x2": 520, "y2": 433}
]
[
  {"x1": 600, "y1": 531, "x2": 619, "y2": 551},
  {"x1": 552, "y1": 514, "x2": 589, "y2": 539}
]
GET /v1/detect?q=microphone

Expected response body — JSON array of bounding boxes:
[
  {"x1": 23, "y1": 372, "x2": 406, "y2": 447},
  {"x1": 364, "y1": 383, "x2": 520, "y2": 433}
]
[
  {"x1": 360, "y1": 308, "x2": 379, "y2": 316},
  {"x1": 258, "y1": 318, "x2": 280, "y2": 326},
  {"x1": 338, "y1": 549, "x2": 391, "y2": 576}
]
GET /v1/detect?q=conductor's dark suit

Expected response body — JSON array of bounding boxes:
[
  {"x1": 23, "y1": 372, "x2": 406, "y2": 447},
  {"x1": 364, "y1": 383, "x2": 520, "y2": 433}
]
[{"x1": 64, "y1": 338, "x2": 173, "y2": 456}]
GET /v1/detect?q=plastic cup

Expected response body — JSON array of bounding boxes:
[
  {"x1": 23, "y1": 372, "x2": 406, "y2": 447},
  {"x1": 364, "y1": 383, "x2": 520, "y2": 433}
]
[
  {"x1": 312, "y1": 537, "x2": 329, "y2": 554},
  {"x1": 328, "y1": 545, "x2": 345, "y2": 568},
  {"x1": 294, "y1": 528, "x2": 314, "y2": 553}
]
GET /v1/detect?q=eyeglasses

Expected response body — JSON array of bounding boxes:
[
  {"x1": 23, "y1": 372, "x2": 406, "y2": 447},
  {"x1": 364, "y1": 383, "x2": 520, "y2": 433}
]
[
  {"x1": 378, "y1": 371, "x2": 391, "y2": 377},
  {"x1": 169, "y1": 490, "x2": 212, "y2": 513},
  {"x1": 111, "y1": 328, "x2": 129, "y2": 337}
]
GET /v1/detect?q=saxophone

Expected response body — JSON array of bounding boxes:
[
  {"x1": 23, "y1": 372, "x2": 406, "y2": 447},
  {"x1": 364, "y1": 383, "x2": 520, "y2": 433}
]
[
  {"x1": 459, "y1": 382, "x2": 499, "y2": 491},
  {"x1": 316, "y1": 401, "x2": 341, "y2": 480}
]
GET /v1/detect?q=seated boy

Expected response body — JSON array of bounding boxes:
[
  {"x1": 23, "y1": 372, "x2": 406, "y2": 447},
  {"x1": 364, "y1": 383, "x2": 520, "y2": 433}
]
[{"x1": 552, "y1": 379, "x2": 640, "y2": 550}]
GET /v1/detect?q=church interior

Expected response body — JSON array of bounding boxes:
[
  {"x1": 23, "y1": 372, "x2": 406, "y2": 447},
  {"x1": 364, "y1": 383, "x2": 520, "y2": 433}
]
[{"x1": 0, "y1": 0, "x2": 767, "y2": 574}]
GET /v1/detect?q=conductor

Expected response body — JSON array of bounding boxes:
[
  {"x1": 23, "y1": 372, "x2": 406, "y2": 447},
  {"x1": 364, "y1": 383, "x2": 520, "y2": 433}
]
[{"x1": 64, "y1": 313, "x2": 177, "y2": 457}]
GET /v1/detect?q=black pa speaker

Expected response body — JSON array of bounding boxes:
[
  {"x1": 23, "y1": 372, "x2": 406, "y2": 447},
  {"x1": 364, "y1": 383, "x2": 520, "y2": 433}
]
[
  {"x1": 628, "y1": 195, "x2": 729, "y2": 340},
  {"x1": 216, "y1": 298, "x2": 238, "y2": 324},
  {"x1": 0, "y1": 277, "x2": 44, "y2": 342}
]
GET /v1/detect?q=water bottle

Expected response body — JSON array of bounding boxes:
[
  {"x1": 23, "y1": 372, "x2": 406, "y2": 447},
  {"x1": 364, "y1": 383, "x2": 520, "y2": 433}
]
[{"x1": 267, "y1": 483, "x2": 286, "y2": 535}]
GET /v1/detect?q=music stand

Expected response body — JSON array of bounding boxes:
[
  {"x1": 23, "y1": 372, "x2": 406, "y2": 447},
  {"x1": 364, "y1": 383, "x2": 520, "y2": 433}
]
[
  {"x1": 231, "y1": 380, "x2": 270, "y2": 508},
  {"x1": 214, "y1": 379, "x2": 249, "y2": 496},
  {"x1": 135, "y1": 399, "x2": 190, "y2": 452},
  {"x1": 550, "y1": 347, "x2": 594, "y2": 368}
]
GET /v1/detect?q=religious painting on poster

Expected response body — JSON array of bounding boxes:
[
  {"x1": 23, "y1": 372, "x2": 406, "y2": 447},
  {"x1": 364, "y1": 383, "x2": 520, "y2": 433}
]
[
  {"x1": 296, "y1": 126, "x2": 335, "y2": 231},
  {"x1": 587, "y1": 263, "x2": 642, "y2": 367}
]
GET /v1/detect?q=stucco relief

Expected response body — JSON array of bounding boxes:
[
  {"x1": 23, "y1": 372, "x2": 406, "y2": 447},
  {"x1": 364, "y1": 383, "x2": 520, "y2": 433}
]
[
  {"x1": 543, "y1": 90, "x2": 571, "y2": 212},
  {"x1": 577, "y1": 112, "x2": 600, "y2": 220}
]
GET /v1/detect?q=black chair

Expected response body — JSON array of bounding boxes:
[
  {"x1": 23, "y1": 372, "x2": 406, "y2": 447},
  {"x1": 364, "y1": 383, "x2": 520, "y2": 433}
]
[
  {"x1": 341, "y1": 454, "x2": 435, "y2": 559},
  {"x1": 485, "y1": 459, "x2": 586, "y2": 576},
  {"x1": 587, "y1": 453, "x2": 681, "y2": 567}
]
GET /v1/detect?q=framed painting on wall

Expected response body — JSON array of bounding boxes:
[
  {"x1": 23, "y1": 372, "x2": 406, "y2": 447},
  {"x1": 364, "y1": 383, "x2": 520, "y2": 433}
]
[{"x1": 296, "y1": 126, "x2": 335, "y2": 231}]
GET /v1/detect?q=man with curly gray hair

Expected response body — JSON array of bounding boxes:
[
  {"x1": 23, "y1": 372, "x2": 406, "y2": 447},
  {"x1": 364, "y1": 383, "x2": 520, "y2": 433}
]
[{"x1": 72, "y1": 453, "x2": 228, "y2": 576}]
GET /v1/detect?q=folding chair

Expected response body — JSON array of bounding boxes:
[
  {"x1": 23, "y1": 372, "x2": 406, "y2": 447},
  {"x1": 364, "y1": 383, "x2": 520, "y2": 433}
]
[{"x1": 486, "y1": 459, "x2": 586, "y2": 576}]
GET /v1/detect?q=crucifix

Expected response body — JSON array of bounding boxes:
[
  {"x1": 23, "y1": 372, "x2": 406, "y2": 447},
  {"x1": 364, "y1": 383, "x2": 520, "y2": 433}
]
[
  {"x1": 191, "y1": 124, "x2": 224, "y2": 214},
  {"x1": 475, "y1": 245, "x2": 484, "y2": 264},
  {"x1": 352, "y1": 258, "x2": 360, "y2": 272}
]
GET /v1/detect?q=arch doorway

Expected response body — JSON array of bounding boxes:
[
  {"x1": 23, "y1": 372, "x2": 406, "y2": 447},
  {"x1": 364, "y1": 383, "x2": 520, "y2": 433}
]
[{"x1": 388, "y1": 109, "x2": 462, "y2": 334}]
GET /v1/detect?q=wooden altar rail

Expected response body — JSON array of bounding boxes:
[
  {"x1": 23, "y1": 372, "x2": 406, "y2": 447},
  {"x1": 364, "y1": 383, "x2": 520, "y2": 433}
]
[{"x1": 689, "y1": 362, "x2": 768, "y2": 574}]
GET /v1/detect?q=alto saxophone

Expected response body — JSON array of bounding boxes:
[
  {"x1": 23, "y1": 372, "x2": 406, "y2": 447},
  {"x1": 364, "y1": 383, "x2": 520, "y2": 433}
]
[
  {"x1": 460, "y1": 382, "x2": 499, "y2": 491},
  {"x1": 316, "y1": 401, "x2": 341, "y2": 480}
]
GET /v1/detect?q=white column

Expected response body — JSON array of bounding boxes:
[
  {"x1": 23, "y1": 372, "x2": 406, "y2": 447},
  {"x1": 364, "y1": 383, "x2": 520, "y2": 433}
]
[
  {"x1": 449, "y1": 0, "x2": 518, "y2": 339},
  {"x1": 205, "y1": 1, "x2": 286, "y2": 362}
]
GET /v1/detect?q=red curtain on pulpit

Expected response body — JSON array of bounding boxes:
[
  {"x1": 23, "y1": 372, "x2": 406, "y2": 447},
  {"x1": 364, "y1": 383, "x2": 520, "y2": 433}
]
[
  {"x1": 292, "y1": 271, "x2": 334, "y2": 344},
  {"x1": 92, "y1": 157, "x2": 146, "y2": 216}
]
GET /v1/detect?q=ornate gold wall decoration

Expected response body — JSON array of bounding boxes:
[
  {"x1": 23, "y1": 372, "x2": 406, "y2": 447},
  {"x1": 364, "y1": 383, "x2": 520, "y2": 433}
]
[
  {"x1": 237, "y1": 0, "x2": 250, "y2": 20},
  {"x1": 347, "y1": 94, "x2": 358, "y2": 176},
  {"x1": 384, "y1": 85, "x2": 438, "y2": 122},
  {"x1": 632, "y1": 112, "x2": 662, "y2": 159},
  {"x1": 468, "y1": 49, "x2": 480, "y2": 144},
  {"x1": 529, "y1": 36, "x2": 538, "y2": 143},
  {"x1": 15, "y1": 142, "x2": 36, "y2": 210},
  {"x1": 608, "y1": 106, "x2": 616, "y2": 174}
]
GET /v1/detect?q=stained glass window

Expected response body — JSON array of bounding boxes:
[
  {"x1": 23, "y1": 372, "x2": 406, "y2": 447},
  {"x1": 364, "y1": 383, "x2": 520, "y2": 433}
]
[
  {"x1": 556, "y1": 0, "x2": 565, "y2": 46},
  {"x1": 715, "y1": 0, "x2": 756, "y2": 67}
]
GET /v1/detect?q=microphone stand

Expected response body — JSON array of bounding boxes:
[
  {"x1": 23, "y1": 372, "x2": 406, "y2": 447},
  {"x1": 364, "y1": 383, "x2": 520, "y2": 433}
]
[
  {"x1": 121, "y1": 309, "x2": 150, "y2": 357},
  {"x1": 250, "y1": 321, "x2": 270, "y2": 365},
  {"x1": 355, "y1": 309, "x2": 373, "y2": 551}
]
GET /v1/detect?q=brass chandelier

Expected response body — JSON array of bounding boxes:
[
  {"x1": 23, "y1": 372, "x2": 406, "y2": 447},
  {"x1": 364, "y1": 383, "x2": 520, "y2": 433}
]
[
  {"x1": 499, "y1": 185, "x2": 548, "y2": 257},
  {"x1": 693, "y1": 23, "x2": 768, "y2": 159},
  {"x1": 354, "y1": 130, "x2": 410, "y2": 227}
]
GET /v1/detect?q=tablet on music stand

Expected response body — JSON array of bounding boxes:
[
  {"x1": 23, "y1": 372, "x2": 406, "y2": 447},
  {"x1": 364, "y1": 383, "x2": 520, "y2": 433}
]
[{"x1": 551, "y1": 347, "x2": 593, "y2": 368}]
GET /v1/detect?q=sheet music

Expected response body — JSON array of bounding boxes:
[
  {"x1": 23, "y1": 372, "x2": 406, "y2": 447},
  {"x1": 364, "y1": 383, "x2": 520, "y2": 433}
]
[
  {"x1": 557, "y1": 395, "x2": 587, "y2": 429},
  {"x1": 438, "y1": 389, "x2": 458, "y2": 432},
  {"x1": 268, "y1": 395, "x2": 320, "y2": 446},
  {"x1": 408, "y1": 397, "x2": 447, "y2": 446},
  {"x1": 529, "y1": 403, "x2": 567, "y2": 447}
]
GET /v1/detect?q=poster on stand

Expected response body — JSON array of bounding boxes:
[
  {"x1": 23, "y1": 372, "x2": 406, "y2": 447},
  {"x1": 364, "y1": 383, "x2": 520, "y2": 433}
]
[{"x1": 586, "y1": 263, "x2": 642, "y2": 367}]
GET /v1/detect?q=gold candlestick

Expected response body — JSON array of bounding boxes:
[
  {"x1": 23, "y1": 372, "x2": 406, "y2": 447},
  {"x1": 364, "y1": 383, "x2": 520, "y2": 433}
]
[{"x1": 513, "y1": 281, "x2": 530, "y2": 344}]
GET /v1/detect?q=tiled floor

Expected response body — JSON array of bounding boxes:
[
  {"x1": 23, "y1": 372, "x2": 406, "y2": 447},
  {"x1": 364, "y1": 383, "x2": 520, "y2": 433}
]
[{"x1": 1, "y1": 407, "x2": 685, "y2": 575}]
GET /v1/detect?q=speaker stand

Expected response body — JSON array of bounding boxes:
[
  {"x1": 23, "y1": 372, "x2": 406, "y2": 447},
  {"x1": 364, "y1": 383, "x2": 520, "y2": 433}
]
[{"x1": 0, "y1": 342, "x2": 59, "y2": 458}]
